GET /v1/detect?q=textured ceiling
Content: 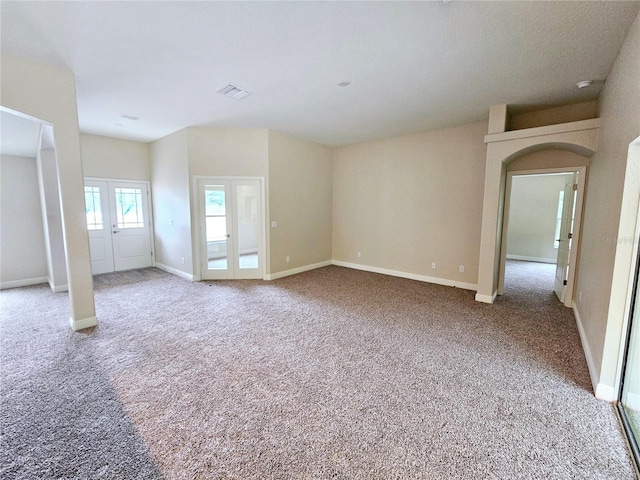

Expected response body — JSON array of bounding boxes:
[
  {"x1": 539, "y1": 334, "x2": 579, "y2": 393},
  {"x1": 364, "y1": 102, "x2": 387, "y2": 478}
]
[{"x1": 1, "y1": 1, "x2": 638, "y2": 147}]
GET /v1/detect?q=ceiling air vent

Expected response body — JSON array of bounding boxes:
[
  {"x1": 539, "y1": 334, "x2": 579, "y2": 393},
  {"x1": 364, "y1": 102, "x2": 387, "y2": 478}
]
[{"x1": 216, "y1": 83, "x2": 252, "y2": 100}]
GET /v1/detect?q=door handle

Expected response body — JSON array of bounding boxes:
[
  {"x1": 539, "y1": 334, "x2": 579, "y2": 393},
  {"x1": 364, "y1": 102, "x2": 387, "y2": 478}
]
[{"x1": 113, "y1": 230, "x2": 120, "y2": 234}]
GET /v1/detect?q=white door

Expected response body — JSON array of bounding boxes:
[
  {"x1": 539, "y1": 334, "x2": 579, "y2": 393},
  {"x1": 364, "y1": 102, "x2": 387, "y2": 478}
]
[
  {"x1": 85, "y1": 180, "x2": 115, "y2": 275},
  {"x1": 554, "y1": 180, "x2": 577, "y2": 302},
  {"x1": 84, "y1": 179, "x2": 153, "y2": 275},
  {"x1": 198, "y1": 178, "x2": 263, "y2": 280}
]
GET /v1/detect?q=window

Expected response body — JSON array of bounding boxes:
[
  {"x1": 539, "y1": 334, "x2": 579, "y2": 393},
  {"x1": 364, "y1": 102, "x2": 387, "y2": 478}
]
[
  {"x1": 84, "y1": 186, "x2": 103, "y2": 230},
  {"x1": 205, "y1": 187, "x2": 227, "y2": 242},
  {"x1": 114, "y1": 187, "x2": 144, "y2": 229},
  {"x1": 554, "y1": 190, "x2": 564, "y2": 249}
]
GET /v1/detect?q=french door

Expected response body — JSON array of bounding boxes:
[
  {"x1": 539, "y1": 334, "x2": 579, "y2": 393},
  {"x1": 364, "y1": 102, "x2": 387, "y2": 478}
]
[
  {"x1": 197, "y1": 178, "x2": 263, "y2": 280},
  {"x1": 84, "y1": 179, "x2": 153, "y2": 275}
]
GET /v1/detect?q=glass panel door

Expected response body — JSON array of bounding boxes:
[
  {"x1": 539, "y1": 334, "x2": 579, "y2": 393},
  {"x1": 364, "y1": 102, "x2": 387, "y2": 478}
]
[
  {"x1": 199, "y1": 178, "x2": 263, "y2": 280},
  {"x1": 203, "y1": 183, "x2": 233, "y2": 279},
  {"x1": 236, "y1": 182, "x2": 260, "y2": 273},
  {"x1": 619, "y1": 251, "x2": 640, "y2": 468}
]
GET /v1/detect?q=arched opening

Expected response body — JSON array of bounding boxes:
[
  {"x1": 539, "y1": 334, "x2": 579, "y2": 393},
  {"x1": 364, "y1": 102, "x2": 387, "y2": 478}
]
[
  {"x1": 475, "y1": 119, "x2": 599, "y2": 304},
  {"x1": 498, "y1": 149, "x2": 590, "y2": 306}
]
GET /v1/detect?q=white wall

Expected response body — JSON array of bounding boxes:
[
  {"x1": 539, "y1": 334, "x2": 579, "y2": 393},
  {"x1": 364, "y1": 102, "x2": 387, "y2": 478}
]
[
  {"x1": 332, "y1": 120, "x2": 487, "y2": 287},
  {"x1": 80, "y1": 133, "x2": 150, "y2": 181},
  {"x1": 574, "y1": 12, "x2": 640, "y2": 395},
  {"x1": 0, "y1": 154, "x2": 48, "y2": 287},
  {"x1": 507, "y1": 174, "x2": 574, "y2": 263}
]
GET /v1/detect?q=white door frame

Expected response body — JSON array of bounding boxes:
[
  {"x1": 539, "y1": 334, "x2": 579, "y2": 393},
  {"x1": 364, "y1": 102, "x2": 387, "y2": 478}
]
[
  {"x1": 192, "y1": 176, "x2": 266, "y2": 281},
  {"x1": 84, "y1": 177, "x2": 155, "y2": 273},
  {"x1": 498, "y1": 166, "x2": 587, "y2": 307}
]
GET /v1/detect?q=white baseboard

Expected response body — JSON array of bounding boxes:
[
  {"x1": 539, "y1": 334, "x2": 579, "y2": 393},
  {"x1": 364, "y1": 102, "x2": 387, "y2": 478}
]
[
  {"x1": 573, "y1": 303, "x2": 615, "y2": 400},
  {"x1": 69, "y1": 315, "x2": 98, "y2": 331},
  {"x1": 506, "y1": 254, "x2": 556, "y2": 264},
  {"x1": 154, "y1": 262, "x2": 194, "y2": 281},
  {"x1": 266, "y1": 260, "x2": 333, "y2": 280},
  {"x1": 475, "y1": 291, "x2": 498, "y2": 304},
  {"x1": 595, "y1": 383, "x2": 616, "y2": 402},
  {"x1": 332, "y1": 260, "x2": 478, "y2": 291},
  {"x1": 49, "y1": 282, "x2": 68, "y2": 293},
  {"x1": 0, "y1": 276, "x2": 48, "y2": 290}
]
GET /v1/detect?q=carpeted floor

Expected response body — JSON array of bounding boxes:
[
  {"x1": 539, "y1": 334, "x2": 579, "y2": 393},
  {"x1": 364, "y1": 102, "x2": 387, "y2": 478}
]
[{"x1": 0, "y1": 261, "x2": 636, "y2": 479}]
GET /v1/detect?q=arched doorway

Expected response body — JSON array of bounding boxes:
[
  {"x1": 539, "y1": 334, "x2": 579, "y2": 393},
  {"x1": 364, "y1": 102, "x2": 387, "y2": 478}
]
[{"x1": 475, "y1": 117, "x2": 599, "y2": 304}]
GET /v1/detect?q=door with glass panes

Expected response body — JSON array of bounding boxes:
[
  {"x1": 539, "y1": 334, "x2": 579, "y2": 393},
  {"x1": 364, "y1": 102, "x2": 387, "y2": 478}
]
[
  {"x1": 84, "y1": 179, "x2": 153, "y2": 275},
  {"x1": 198, "y1": 178, "x2": 263, "y2": 280}
]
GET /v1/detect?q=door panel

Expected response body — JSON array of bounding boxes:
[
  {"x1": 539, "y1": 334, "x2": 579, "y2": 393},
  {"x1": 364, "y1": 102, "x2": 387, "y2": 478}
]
[
  {"x1": 235, "y1": 181, "x2": 261, "y2": 276},
  {"x1": 199, "y1": 178, "x2": 263, "y2": 280},
  {"x1": 554, "y1": 179, "x2": 576, "y2": 302},
  {"x1": 85, "y1": 180, "x2": 114, "y2": 275},
  {"x1": 203, "y1": 183, "x2": 233, "y2": 279},
  {"x1": 110, "y1": 182, "x2": 152, "y2": 271}
]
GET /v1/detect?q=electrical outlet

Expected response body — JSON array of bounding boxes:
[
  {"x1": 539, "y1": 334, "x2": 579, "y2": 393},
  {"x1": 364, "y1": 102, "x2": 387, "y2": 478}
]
[
  {"x1": 357, "y1": 251, "x2": 362, "y2": 258},
  {"x1": 459, "y1": 265, "x2": 464, "y2": 273},
  {"x1": 181, "y1": 257, "x2": 185, "y2": 265},
  {"x1": 579, "y1": 291, "x2": 583, "y2": 301},
  {"x1": 431, "y1": 262, "x2": 436, "y2": 269},
  {"x1": 286, "y1": 256, "x2": 290, "y2": 263},
  {"x1": 271, "y1": 221, "x2": 277, "y2": 228}
]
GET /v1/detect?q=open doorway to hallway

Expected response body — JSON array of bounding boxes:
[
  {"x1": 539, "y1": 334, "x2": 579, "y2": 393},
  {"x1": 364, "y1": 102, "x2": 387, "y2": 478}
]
[{"x1": 501, "y1": 172, "x2": 579, "y2": 303}]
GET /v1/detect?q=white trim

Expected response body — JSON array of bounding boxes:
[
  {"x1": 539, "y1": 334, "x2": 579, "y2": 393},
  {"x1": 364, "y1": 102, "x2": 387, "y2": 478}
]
[
  {"x1": 595, "y1": 384, "x2": 616, "y2": 402},
  {"x1": 484, "y1": 118, "x2": 601, "y2": 144},
  {"x1": 155, "y1": 262, "x2": 194, "y2": 281},
  {"x1": 333, "y1": 260, "x2": 478, "y2": 291},
  {"x1": 49, "y1": 282, "x2": 68, "y2": 293},
  {"x1": 475, "y1": 291, "x2": 498, "y2": 304},
  {"x1": 572, "y1": 303, "x2": 615, "y2": 400},
  {"x1": 266, "y1": 260, "x2": 332, "y2": 280},
  {"x1": 506, "y1": 254, "x2": 556, "y2": 264},
  {"x1": 69, "y1": 316, "x2": 98, "y2": 331},
  {"x1": 610, "y1": 138, "x2": 640, "y2": 400},
  {"x1": 0, "y1": 276, "x2": 48, "y2": 290}
]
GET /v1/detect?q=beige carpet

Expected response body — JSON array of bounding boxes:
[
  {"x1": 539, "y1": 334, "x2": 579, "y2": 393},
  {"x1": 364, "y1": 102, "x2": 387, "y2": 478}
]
[{"x1": 0, "y1": 262, "x2": 635, "y2": 479}]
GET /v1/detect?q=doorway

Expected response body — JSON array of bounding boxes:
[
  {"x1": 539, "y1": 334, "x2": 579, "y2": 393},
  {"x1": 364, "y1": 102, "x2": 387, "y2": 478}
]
[
  {"x1": 84, "y1": 178, "x2": 153, "y2": 275},
  {"x1": 499, "y1": 167, "x2": 586, "y2": 306},
  {"x1": 618, "y1": 247, "x2": 640, "y2": 470},
  {"x1": 195, "y1": 177, "x2": 264, "y2": 280}
]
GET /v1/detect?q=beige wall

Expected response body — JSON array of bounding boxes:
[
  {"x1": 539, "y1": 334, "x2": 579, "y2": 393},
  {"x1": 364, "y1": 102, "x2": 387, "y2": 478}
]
[
  {"x1": 80, "y1": 133, "x2": 150, "y2": 181},
  {"x1": 187, "y1": 127, "x2": 268, "y2": 178},
  {"x1": 150, "y1": 129, "x2": 191, "y2": 275},
  {"x1": 268, "y1": 131, "x2": 332, "y2": 274},
  {"x1": 333, "y1": 121, "x2": 487, "y2": 286},
  {"x1": 576, "y1": 12, "x2": 640, "y2": 392},
  {"x1": 509, "y1": 101, "x2": 597, "y2": 131},
  {"x1": 507, "y1": 149, "x2": 590, "y2": 172},
  {"x1": 507, "y1": 173, "x2": 574, "y2": 263},
  {"x1": 0, "y1": 154, "x2": 48, "y2": 286}
]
